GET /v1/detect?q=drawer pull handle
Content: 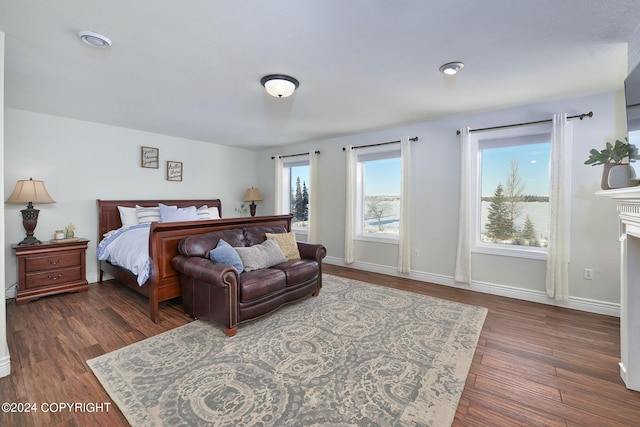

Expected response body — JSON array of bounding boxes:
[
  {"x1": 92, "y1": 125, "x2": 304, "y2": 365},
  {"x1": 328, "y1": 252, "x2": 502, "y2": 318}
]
[
  {"x1": 47, "y1": 273, "x2": 63, "y2": 281},
  {"x1": 48, "y1": 258, "x2": 63, "y2": 265}
]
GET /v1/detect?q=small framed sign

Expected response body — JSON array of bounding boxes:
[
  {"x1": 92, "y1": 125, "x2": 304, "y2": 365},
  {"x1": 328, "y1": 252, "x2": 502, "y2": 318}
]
[
  {"x1": 141, "y1": 146, "x2": 159, "y2": 169},
  {"x1": 167, "y1": 161, "x2": 183, "y2": 181}
]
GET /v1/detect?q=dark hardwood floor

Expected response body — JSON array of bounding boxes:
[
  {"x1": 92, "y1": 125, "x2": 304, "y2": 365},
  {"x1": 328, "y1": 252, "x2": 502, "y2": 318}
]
[{"x1": 1, "y1": 265, "x2": 639, "y2": 426}]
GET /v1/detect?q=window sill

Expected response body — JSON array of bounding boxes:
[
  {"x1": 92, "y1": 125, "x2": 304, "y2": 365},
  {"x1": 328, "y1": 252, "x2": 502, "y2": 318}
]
[
  {"x1": 472, "y1": 244, "x2": 547, "y2": 260},
  {"x1": 355, "y1": 234, "x2": 399, "y2": 245}
]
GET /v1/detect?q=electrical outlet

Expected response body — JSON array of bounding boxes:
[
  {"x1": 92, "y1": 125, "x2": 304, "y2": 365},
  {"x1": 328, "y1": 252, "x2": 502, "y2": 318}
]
[
  {"x1": 414, "y1": 250, "x2": 420, "y2": 257},
  {"x1": 584, "y1": 268, "x2": 593, "y2": 280}
]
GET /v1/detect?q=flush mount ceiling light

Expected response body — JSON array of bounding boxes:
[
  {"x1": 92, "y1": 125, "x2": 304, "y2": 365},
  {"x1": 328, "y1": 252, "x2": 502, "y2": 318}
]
[
  {"x1": 261, "y1": 74, "x2": 300, "y2": 98},
  {"x1": 78, "y1": 30, "x2": 112, "y2": 48},
  {"x1": 439, "y1": 61, "x2": 464, "y2": 75}
]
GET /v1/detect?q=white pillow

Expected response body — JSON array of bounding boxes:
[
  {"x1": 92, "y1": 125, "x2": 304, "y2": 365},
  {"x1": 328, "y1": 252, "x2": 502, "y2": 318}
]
[
  {"x1": 209, "y1": 206, "x2": 221, "y2": 219},
  {"x1": 136, "y1": 205, "x2": 161, "y2": 224},
  {"x1": 118, "y1": 206, "x2": 138, "y2": 228}
]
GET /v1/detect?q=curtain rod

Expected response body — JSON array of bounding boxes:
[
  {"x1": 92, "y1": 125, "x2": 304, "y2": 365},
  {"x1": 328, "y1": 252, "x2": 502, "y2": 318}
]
[
  {"x1": 342, "y1": 136, "x2": 419, "y2": 151},
  {"x1": 455, "y1": 111, "x2": 593, "y2": 135},
  {"x1": 271, "y1": 150, "x2": 320, "y2": 160}
]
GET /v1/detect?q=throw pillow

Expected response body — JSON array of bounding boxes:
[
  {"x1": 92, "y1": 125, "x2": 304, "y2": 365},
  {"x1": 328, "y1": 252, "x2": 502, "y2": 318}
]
[
  {"x1": 196, "y1": 205, "x2": 221, "y2": 220},
  {"x1": 159, "y1": 204, "x2": 198, "y2": 222},
  {"x1": 196, "y1": 205, "x2": 211, "y2": 220},
  {"x1": 135, "y1": 205, "x2": 161, "y2": 224},
  {"x1": 234, "y1": 239, "x2": 287, "y2": 272},
  {"x1": 265, "y1": 231, "x2": 300, "y2": 261},
  {"x1": 209, "y1": 239, "x2": 244, "y2": 273}
]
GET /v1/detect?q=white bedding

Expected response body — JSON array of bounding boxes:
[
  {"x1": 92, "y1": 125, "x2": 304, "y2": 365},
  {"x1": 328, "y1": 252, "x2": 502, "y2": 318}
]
[{"x1": 97, "y1": 224, "x2": 151, "y2": 286}]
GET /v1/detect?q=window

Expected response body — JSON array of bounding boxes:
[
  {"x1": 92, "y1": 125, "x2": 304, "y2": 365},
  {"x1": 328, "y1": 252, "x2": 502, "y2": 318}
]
[
  {"x1": 355, "y1": 146, "x2": 401, "y2": 240},
  {"x1": 471, "y1": 127, "x2": 551, "y2": 259},
  {"x1": 281, "y1": 159, "x2": 310, "y2": 230},
  {"x1": 628, "y1": 104, "x2": 640, "y2": 179}
]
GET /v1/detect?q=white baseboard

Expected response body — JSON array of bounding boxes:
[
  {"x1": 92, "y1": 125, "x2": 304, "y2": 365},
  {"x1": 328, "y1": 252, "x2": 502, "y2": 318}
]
[
  {"x1": 0, "y1": 354, "x2": 10, "y2": 378},
  {"x1": 324, "y1": 256, "x2": 620, "y2": 317},
  {"x1": 4, "y1": 283, "x2": 17, "y2": 300}
]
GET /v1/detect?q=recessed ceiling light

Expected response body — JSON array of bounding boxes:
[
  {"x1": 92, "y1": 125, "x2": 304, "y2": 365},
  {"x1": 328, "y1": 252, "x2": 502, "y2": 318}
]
[
  {"x1": 439, "y1": 62, "x2": 464, "y2": 75},
  {"x1": 78, "y1": 31, "x2": 112, "y2": 49},
  {"x1": 260, "y1": 74, "x2": 300, "y2": 98}
]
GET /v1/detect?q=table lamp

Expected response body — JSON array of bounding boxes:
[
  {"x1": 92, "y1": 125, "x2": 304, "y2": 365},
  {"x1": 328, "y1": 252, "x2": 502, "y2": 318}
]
[
  {"x1": 5, "y1": 178, "x2": 56, "y2": 245},
  {"x1": 243, "y1": 187, "x2": 263, "y2": 217}
]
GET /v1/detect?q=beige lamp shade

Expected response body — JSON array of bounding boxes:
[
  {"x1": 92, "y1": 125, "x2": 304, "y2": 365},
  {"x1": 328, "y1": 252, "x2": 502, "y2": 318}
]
[
  {"x1": 6, "y1": 178, "x2": 55, "y2": 205},
  {"x1": 6, "y1": 178, "x2": 55, "y2": 245},
  {"x1": 243, "y1": 187, "x2": 263, "y2": 202}
]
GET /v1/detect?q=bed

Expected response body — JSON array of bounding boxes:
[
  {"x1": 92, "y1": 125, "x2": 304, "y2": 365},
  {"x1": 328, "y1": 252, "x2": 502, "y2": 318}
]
[{"x1": 97, "y1": 199, "x2": 224, "y2": 323}]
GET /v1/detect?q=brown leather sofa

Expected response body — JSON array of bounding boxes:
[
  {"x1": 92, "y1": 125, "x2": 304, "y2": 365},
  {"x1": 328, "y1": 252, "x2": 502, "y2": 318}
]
[{"x1": 172, "y1": 220, "x2": 326, "y2": 336}]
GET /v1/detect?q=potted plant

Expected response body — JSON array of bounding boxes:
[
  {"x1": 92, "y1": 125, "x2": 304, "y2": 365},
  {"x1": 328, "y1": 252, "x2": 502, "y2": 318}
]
[
  {"x1": 65, "y1": 222, "x2": 76, "y2": 238},
  {"x1": 584, "y1": 138, "x2": 638, "y2": 189}
]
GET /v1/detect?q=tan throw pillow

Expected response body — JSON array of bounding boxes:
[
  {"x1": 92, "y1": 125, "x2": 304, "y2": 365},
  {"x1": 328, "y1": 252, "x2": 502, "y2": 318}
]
[{"x1": 265, "y1": 231, "x2": 300, "y2": 261}]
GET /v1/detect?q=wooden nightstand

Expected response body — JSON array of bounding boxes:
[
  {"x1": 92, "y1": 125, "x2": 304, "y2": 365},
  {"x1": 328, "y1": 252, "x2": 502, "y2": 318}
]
[{"x1": 12, "y1": 238, "x2": 89, "y2": 304}]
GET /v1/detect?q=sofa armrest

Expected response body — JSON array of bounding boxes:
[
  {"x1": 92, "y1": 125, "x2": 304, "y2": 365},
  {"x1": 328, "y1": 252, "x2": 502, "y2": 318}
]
[
  {"x1": 172, "y1": 255, "x2": 238, "y2": 287},
  {"x1": 297, "y1": 242, "x2": 327, "y2": 262}
]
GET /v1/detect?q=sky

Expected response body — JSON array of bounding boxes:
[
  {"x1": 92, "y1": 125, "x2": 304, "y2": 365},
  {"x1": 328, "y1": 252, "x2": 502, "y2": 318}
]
[
  {"x1": 364, "y1": 158, "x2": 401, "y2": 195},
  {"x1": 290, "y1": 158, "x2": 402, "y2": 196},
  {"x1": 481, "y1": 142, "x2": 551, "y2": 197}
]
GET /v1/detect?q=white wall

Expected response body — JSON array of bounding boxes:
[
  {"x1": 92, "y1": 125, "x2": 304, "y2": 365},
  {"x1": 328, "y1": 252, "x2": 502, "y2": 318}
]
[
  {"x1": 4, "y1": 109, "x2": 259, "y2": 291},
  {"x1": 1, "y1": 31, "x2": 11, "y2": 378},
  {"x1": 257, "y1": 91, "x2": 625, "y2": 315}
]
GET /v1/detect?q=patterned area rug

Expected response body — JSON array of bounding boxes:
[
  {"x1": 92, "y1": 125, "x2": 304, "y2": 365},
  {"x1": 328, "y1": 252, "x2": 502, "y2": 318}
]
[{"x1": 87, "y1": 275, "x2": 487, "y2": 426}]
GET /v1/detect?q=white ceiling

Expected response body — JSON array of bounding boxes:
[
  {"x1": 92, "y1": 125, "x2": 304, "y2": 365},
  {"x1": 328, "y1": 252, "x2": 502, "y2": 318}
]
[{"x1": 1, "y1": 0, "x2": 639, "y2": 150}]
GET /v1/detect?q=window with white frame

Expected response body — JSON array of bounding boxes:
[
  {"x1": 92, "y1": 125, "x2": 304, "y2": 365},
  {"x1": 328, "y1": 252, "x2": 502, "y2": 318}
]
[
  {"x1": 628, "y1": 104, "x2": 640, "y2": 179},
  {"x1": 355, "y1": 145, "x2": 401, "y2": 240},
  {"x1": 281, "y1": 158, "x2": 310, "y2": 230},
  {"x1": 471, "y1": 126, "x2": 551, "y2": 259}
]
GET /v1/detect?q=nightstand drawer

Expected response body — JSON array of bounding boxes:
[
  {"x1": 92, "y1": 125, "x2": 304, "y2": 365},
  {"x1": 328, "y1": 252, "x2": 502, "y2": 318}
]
[
  {"x1": 25, "y1": 252, "x2": 81, "y2": 272},
  {"x1": 25, "y1": 267, "x2": 82, "y2": 289}
]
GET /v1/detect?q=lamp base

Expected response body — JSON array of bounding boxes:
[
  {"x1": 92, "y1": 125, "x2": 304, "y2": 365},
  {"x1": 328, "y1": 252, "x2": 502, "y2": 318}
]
[
  {"x1": 18, "y1": 236, "x2": 42, "y2": 246},
  {"x1": 249, "y1": 202, "x2": 257, "y2": 217},
  {"x1": 19, "y1": 204, "x2": 42, "y2": 246}
]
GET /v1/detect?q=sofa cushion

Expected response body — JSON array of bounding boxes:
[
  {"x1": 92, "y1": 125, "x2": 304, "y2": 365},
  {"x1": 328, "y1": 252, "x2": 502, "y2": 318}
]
[
  {"x1": 209, "y1": 239, "x2": 243, "y2": 273},
  {"x1": 178, "y1": 228, "x2": 245, "y2": 258},
  {"x1": 266, "y1": 231, "x2": 301, "y2": 261},
  {"x1": 243, "y1": 225, "x2": 288, "y2": 246},
  {"x1": 234, "y1": 239, "x2": 287, "y2": 272},
  {"x1": 271, "y1": 259, "x2": 319, "y2": 287},
  {"x1": 240, "y1": 269, "x2": 286, "y2": 302}
]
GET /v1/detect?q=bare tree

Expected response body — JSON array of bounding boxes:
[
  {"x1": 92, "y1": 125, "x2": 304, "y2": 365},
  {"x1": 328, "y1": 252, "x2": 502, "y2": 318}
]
[
  {"x1": 505, "y1": 156, "x2": 525, "y2": 229},
  {"x1": 366, "y1": 198, "x2": 388, "y2": 231}
]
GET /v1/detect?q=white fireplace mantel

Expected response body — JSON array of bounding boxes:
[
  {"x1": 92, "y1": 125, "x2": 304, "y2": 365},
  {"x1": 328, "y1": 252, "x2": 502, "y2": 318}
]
[{"x1": 597, "y1": 187, "x2": 640, "y2": 391}]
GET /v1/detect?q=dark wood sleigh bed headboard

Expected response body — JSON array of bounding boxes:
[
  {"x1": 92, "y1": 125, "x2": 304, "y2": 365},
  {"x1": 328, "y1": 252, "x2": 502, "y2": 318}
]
[{"x1": 96, "y1": 199, "x2": 222, "y2": 239}]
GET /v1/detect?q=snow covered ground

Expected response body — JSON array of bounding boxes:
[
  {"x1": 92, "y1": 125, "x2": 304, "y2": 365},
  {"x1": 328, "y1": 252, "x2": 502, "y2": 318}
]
[{"x1": 361, "y1": 198, "x2": 549, "y2": 243}]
